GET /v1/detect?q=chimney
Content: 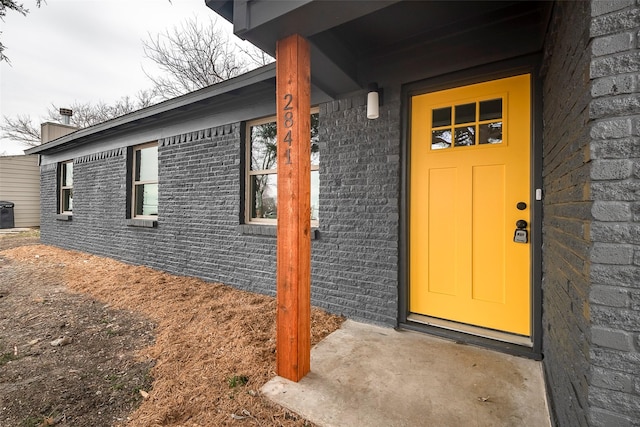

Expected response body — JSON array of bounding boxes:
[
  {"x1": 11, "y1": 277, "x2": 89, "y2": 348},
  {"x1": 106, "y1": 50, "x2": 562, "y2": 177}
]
[
  {"x1": 41, "y1": 108, "x2": 78, "y2": 144},
  {"x1": 59, "y1": 108, "x2": 73, "y2": 125}
]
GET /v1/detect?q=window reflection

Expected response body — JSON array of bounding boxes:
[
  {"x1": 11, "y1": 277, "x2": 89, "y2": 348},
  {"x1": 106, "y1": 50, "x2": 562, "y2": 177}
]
[
  {"x1": 62, "y1": 162, "x2": 73, "y2": 186},
  {"x1": 135, "y1": 183, "x2": 158, "y2": 216},
  {"x1": 250, "y1": 122, "x2": 277, "y2": 171},
  {"x1": 455, "y1": 126, "x2": 475, "y2": 146},
  {"x1": 62, "y1": 189, "x2": 73, "y2": 212},
  {"x1": 250, "y1": 174, "x2": 277, "y2": 219},
  {"x1": 479, "y1": 122, "x2": 503, "y2": 144},
  {"x1": 430, "y1": 97, "x2": 504, "y2": 150},
  {"x1": 480, "y1": 99, "x2": 502, "y2": 121},
  {"x1": 432, "y1": 107, "x2": 451, "y2": 127},
  {"x1": 135, "y1": 146, "x2": 158, "y2": 182},
  {"x1": 455, "y1": 103, "x2": 476, "y2": 124},
  {"x1": 432, "y1": 130, "x2": 452, "y2": 150},
  {"x1": 60, "y1": 161, "x2": 73, "y2": 213},
  {"x1": 133, "y1": 144, "x2": 158, "y2": 217},
  {"x1": 248, "y1": 112, "x2": 320, "y2": 222}
]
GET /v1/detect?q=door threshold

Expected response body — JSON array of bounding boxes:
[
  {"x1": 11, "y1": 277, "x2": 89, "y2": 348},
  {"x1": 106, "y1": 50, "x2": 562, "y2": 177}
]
[{"x1": 407, "y1": 313, "x2": 532, "y2": 348}]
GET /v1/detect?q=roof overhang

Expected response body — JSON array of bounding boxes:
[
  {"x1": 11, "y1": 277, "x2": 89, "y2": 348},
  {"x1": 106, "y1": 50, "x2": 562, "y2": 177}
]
[
  {"x1": 26, "y1": 65, "x2": 277, "y2": 155},
  {"x1": 26, "y1": 63, "x2": 327, "y2": 156},
  {"x1": 29, "y1": 1, "x2": 554, "y2": 156},
  {"x1": 206, "y1": 0, "x2": 553, "y2": 97}
]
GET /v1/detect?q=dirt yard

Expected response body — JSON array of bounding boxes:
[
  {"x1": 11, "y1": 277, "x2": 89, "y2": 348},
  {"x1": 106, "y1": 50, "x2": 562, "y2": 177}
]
[{"x1": 0, "y1": 231, "x2": 344, "y2": 426}]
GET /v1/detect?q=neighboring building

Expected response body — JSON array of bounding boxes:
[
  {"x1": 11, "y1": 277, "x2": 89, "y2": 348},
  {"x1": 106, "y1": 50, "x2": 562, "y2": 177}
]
[
  {"x1": 0, "y1": 121, "x2": 78, "y2": 229},
  {"x1": 26, "y1": 1, "x2": 640, "y2": 425},
  {"x1": 0, "y1": 155, "x2": 40, "y2": 228}
]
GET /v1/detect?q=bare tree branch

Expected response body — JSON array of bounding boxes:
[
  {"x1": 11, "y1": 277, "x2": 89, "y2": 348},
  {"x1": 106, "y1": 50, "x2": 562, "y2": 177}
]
[
  {"x1": 2, "y1": 14, "x2": 271, "y2": 148},
  {"x1": 0, "y1": 114, "x2": 41, "y2": 146},
  {"x1": 238, "y1": 42, "x2": 274, "y2": 68},
  {"x1": 1, "y1": 92, "x2": 162, "y2": 147},
  {"x1": 1, "y1": 0, "x2": 43, "y2": 63},
  {"x1": 143, "y1": 16, "x2": 265, "y2": 99},
  {"x1": 0, "y1": 0, "x2": 29, "y2": 19}
]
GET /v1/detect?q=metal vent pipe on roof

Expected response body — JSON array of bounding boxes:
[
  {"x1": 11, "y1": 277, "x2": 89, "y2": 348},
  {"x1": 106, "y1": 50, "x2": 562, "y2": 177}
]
[{"x1": 59, "y1": 108, "x2": 73, "y2": 125}]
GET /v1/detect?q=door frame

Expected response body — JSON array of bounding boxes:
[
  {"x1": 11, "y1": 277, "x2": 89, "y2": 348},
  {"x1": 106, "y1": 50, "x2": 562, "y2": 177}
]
[{"x1": 398, "y1": 56, "x2": 543, "y2": 359}]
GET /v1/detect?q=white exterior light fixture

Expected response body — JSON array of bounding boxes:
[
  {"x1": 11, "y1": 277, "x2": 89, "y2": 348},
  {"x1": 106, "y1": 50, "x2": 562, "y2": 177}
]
[{"x1": 367, "y1": 82, "x2": 380, "y2": 119}]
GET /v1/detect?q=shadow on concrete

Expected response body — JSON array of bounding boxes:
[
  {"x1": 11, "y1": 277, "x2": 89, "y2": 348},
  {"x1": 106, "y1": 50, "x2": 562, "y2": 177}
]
[{"x1": 262, "y1": 320, "x2": 550, "y2": 427}]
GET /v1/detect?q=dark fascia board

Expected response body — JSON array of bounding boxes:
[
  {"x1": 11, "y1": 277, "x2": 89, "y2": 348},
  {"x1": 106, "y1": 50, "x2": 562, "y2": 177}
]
[
  {"x1": 229, "y1": 0, "x2": 400, "y2": 54},
  {"x1": 205, "y1": 0, "x2": 400, "y2": 96},
  {"x1": 26, "y1": 64, "x2": 277, "y2": 155},
  {"x1": 205, "y1": 0, "x2": 234, "y2": 23}
]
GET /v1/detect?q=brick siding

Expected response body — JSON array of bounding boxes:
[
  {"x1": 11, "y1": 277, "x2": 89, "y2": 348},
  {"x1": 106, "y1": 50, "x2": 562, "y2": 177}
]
[
  {"x1": 40, "y1": 96, "x2": 401, "y2": 328},
  {"x1": 542, "y1": 0, "x2": 640, "y2": 425},
  {"x1": 541, "y1": 1, "x2": 594, "y2": 425},
  {"x1": 37, "y1": 1, "x2": 640, "y2": 423},
  {"x1": 587, "y1": 0, "x2": 640, "y2": 425}
]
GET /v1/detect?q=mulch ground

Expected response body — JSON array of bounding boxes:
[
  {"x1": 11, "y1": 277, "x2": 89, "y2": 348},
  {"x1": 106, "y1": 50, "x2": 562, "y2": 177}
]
[{"x1": 0, "y1": 232, "x2": 344, "y2": 426}]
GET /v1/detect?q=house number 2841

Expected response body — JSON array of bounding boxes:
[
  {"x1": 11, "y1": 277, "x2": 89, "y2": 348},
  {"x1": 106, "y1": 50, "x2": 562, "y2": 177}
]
[{"x1": 282, "y1": 93, "x2": 293, "y2": 165}]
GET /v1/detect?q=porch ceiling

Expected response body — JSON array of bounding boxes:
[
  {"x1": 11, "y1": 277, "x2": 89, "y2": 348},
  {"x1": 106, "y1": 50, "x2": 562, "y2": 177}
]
[{"x1": 206, "y1": 0, "x2": 553, "y2": 97}]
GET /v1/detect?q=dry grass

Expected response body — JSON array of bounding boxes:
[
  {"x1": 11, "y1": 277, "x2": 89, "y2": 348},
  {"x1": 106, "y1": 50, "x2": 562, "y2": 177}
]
[{"x1": 3, "y1": 244, "x2": 344, "y2": 426}]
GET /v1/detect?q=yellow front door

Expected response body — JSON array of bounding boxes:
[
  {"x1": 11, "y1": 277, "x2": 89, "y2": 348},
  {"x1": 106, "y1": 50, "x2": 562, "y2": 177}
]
[{"x1": 409, "y1": 74, "x2": 531, "y2": 336}]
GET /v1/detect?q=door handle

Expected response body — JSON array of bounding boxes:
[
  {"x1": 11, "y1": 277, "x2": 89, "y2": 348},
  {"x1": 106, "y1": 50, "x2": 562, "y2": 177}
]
[{"x1": 514, "y1": 220, "x2": 529, "y2": 243}]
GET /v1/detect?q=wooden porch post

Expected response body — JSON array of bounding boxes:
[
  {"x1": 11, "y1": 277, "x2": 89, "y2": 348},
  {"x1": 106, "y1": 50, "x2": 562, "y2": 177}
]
[{"x1": 276, "y1": 34, "x2": 311, "y2": 382}]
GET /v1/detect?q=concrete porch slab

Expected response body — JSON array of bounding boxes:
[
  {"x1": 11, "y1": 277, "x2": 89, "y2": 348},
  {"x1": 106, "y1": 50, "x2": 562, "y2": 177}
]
[{"x1": 262, "y1": 320, "x2": 551, "y2": 427}]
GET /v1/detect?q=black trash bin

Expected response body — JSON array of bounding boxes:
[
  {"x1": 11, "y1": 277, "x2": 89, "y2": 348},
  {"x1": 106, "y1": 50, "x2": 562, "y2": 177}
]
[{"x1": 0, "y1": 201, "x2": 15, "y2": 229}]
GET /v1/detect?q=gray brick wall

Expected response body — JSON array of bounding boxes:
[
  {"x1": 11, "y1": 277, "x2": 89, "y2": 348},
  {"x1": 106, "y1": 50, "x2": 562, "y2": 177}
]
[
  {"x1": 542, "y1": 0, "x2": 640, "y2": 425},
  {"x1": 314, "y1": 92, "x2": 400, "y2": 325},
  {"x1": 40, "y1": 98, "x2": 401, "y2": 328},
  {"x1": 156, "y1": 124, "x2": 279, "y2": 296},
  {"x1": 587, "y1": 0, "x2": 640, "y2": 425},
  {"x1": 40, "y1": 148, "x2": 163, "y2": 261},
  {"x1": 541, "y1": 1, "x2": 593, "y2": 425}
]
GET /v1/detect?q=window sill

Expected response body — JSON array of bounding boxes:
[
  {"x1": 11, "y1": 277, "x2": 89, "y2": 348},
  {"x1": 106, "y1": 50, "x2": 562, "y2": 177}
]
[
  {"x1": 56, "y1": 214, "x2": 72, "y2": 221},
  {"x1": 126, "y1": 218, "x2": 158, "y2": 228},
  {"x1": 238, "y1": 224, "x2": 319, "y2": 240}
]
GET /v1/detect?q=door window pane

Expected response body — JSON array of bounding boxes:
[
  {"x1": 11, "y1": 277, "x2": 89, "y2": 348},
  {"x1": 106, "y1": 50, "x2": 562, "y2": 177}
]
[
  {"x1": 432, "y1": 107, "x2": 451, "y2": 127},
  {"x1": 455, "y1": 103, "x2": 476, "y2": 124},
  {"x1": 479, "y1": 122, "x2": 503, "y2": 145},
  {"x1": 455, "y1": 126, "x2": 475, "y2": 146},
  {"x1": 432, "y1": 130, "x2": 452, "y2": 150},
  {"x1": 430, "y1": 97, "x2": 505, "y2": 150},
  {"x1": 480, "y1": 99, "x2": 502, "y2": 121}
]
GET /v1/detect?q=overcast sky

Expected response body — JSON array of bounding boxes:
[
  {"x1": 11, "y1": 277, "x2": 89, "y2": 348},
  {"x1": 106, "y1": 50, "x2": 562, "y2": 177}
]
[{"x1": 0, "y1": 0, "x2": 234, "y2": 155}]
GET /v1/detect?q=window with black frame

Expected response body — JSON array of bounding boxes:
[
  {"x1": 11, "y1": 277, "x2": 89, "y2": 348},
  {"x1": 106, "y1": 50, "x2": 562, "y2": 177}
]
[
  {"x1": 246, "y1": 111, "x2": 319, "y2": 225},
  {"x1": 132, "y1": 143, "x2": 158, "y2": 218},
  {"x1": 59, "y1": 160, "x2": 73, "y2": 214}
]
